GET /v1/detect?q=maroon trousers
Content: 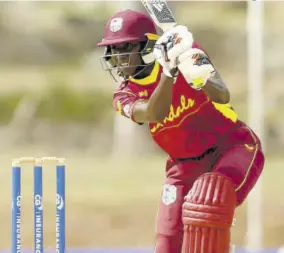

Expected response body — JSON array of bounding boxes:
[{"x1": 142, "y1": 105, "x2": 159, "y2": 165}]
[{"x1": 154, "y1": 125, "x2": 265, "y2": 253}]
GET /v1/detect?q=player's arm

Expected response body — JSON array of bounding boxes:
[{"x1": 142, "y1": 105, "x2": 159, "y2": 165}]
[
  {"x1": 132, "y1": 27, "x2": 191, "y2": 123},
  {"x1": 120, "y1": 26, "x2": 195, "y2": 124},
  {"x1": 168, "y1": 38, "x2": 230, "y2": 104},
  {"x1": 202, "y1": 70, "x2": 230, "y2": 104},
  {"x1": 190, "y1": 43, "x2": 230, "y2": 103},
  {"x1": 176, "y1": 47, "x2": 230, "y2": 104},
  {"x1": 113, "y1": 75, "x2": 174, "y2": 124},
  {"x1": 132, "y1": 74, "x2": 175, "y2": 123}
]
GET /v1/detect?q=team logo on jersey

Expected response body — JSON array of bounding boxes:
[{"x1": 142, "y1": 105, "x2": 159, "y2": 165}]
[
  {"x1": 110, "y1": 17, "x2": 123, "y2": 32},
  {"x1": 139, "y1": 90, "x2": 148, "y2": 97},
  {"x1": 162, "y1": 184, "x2": 177, "y2": 205}
]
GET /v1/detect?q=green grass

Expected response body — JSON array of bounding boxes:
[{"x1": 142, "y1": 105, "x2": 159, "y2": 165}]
[
  {"x1": 0, "y1": 148, "x2": 282, "y2": 248},
  {"x1": 0, "y1": 83, "x2": 113, "y2": 125}
]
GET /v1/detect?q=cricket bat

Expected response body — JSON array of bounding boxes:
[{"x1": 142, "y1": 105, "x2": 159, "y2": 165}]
[
  {"x1": 141, "y1": 0, "x2": 206, "y2": 85},
  {"x1": 140, "y1": 0, "x2": 177, "y2": 32}
]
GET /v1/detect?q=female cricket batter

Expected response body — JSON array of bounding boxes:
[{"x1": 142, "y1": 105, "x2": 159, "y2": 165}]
[{"x1": 97, "y1": 9, "x2": 265, "y2": 253}]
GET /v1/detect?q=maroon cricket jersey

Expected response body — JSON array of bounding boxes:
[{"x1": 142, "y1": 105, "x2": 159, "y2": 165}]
[{"x1": 113, "y1": 47, "x2": 242, "y2": 158}]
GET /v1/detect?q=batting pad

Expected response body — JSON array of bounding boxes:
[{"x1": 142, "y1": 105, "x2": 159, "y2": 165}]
[{"x1": 181, "y1": 173, "x2": 237, "y2": 253}]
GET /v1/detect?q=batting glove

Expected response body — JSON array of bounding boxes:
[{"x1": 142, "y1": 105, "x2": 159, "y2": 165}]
[
  {"x1": 177, "y1": 48, "x2": 216, "y2": 90},
  {"x1": 152, "y1": 25, "x2": 194, "y2": 78}
]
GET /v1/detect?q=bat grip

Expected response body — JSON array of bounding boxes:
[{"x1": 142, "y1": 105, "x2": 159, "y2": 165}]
[{"x1": 162, "y1": 43, "x2": 170, "y2": 62}]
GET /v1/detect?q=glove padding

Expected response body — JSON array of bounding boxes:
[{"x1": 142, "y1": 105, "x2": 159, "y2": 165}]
[
  {"x1": 152, "y1": 25, "x2": 194, "y2": 78},
  {"x1": 177, "y1": 48, "x2": 216, "y2": 90}
]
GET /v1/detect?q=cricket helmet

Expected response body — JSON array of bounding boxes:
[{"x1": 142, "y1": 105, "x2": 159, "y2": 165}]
[{"x1": 97, "y1": 9, "x2": 159, "y2": 81}]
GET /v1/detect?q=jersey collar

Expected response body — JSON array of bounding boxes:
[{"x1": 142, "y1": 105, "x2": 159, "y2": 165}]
[{"x1": 129, "y1": 61, "x2": 160, "y2": 85}]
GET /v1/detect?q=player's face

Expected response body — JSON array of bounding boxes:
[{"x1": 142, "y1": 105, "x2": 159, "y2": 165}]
[{"x1": 110, "y1": 42, "x2": 142, "y2": 77}]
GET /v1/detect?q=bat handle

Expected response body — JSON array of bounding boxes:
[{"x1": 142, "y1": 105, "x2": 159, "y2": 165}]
[{"x1": 162, "y1": 43, "x2": 170, "y2": 62}]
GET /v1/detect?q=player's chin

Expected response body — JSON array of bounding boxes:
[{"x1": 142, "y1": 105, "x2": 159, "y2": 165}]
[{"x1": 121, "y1": 66, "x2": 136, "y2": 77}]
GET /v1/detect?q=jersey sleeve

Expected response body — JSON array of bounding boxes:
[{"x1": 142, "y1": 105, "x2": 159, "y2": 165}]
[
  {"x1": 192, "y1": 42, "x2": 206, "y2": 53},
  {"x1": 113, "y1": 90, "x2": 145, "y2": 124}
]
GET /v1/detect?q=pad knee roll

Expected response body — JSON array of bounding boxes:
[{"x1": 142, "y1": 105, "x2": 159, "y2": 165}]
[{"x1": 182, "y1": 173, "x2": 237, "y2": 253}]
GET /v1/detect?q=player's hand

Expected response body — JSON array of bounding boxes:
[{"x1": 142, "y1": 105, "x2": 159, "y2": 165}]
[
  {"x1": 177, "y1": 48, "x2": 216, "y2": 90},
  {"x1": 152, "y1": 25, "x2": 194, "y2": 78}
]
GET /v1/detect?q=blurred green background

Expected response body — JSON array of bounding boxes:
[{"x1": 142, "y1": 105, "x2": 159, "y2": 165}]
[{"x1": 0, "y1": 1, "x2": 283, "y2": 250}]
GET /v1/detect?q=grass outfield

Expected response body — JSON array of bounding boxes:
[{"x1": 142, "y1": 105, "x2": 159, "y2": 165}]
[{"x1": 0, "y1": 148, "x2": 282, "y2": 249}]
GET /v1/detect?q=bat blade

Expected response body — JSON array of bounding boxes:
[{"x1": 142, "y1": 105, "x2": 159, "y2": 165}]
[{"x1": 141, "y1": 0, "x2": 177, "y2": 32}]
